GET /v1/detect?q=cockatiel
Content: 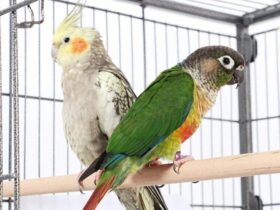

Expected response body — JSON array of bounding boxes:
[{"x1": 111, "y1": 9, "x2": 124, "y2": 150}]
[
  {"x1": 51, "y1": 4, "x2": 168, "y2": 210},
  {"x1": 79, "y1": 45, "x2": 245, "y2": 209}
]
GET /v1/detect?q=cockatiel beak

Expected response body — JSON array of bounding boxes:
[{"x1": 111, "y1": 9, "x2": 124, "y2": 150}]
[
  {"x1": 51, "y1": 44, "x2": 58, "y2": 62},
  {"x1": 227, "y1": 64, "x2": 245, "y2": 88}
]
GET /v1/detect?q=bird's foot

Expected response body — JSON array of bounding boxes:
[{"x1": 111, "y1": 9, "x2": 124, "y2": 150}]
[
  {"x1": 77, "y1": 169, "x2": 103, "y2": 193},
  {"x1": 93, "y1": 170, "x2": 103, "y2": 185},
  {"x1": 146, "y1": 158, "x2": 165, "y2": 188},
  {"x1": 147, "y1": 158, "x2": 161, "y2": 168},
  {"x1": 77, "y1": 170, "x2": 86, "y2": 194},
  {"x1": 139, "y1": 159, "x2": 161, "y2": 174},
  {"x1": 173, "y1": 151, "x2": 194, "y2": 174}
]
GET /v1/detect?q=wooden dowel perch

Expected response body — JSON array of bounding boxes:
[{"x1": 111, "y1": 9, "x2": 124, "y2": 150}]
[{"x1": 3, "y1": 150, "x2": 280, "y2": 197}]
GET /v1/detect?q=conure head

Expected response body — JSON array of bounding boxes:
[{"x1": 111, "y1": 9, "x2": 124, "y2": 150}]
[
  {"x1": 52, "y1": 2, "x2": 105, "y2": 70},
  {"x1": 185, "y1": 46, "x2": 245, "y2": 88}
]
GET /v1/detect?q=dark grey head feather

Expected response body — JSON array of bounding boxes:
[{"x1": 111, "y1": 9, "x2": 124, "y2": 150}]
[{"x1": 184, "y1": 45, "x2": 244, "y2": 70}]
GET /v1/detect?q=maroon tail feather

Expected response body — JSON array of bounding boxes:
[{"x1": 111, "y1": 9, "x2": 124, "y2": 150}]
[{"x1": 83, "y1": 176, "x2": 115, "y2": 210}]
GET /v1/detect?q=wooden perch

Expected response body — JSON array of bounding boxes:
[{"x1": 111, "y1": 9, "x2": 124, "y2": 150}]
[{"x1": 3, "y1": 150, "x2": 280, "y2": 197}]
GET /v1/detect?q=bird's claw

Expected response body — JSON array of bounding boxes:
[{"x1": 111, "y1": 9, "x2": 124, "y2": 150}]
[
  {"x1": 79, "y1": 181, "x2": 85, "y2": 194},
  {"x1": 77, "y1": 170, "x2": 86, "y2": 194},
  {"x1": 156, "y1": 184, "x2": 165, "y2": 188},
  {"x1": 77, "y1": 169, "x2": 103, "y2": 193},
  {"x1": 172, "y1": 162, "x2": 181, "y2": 174},
  {"x1": 173, "y1": 151, "x2": 194, "y2": 174},
  {"x1": 93, "y1": 170, "x2": 103, "y2": 186},
  {"x1": 147, "y1": 159, "x2": 161, "y2": 168}
]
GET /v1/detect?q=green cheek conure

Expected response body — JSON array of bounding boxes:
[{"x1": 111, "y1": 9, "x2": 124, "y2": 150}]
[{"x1": 80, "y1": 45, "x2": 245, "y2": 210}]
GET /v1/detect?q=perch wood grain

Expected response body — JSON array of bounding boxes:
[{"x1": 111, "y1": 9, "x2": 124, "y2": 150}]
[{"x1": 3, "y1": 150, "x2": 280, "y2": 197}]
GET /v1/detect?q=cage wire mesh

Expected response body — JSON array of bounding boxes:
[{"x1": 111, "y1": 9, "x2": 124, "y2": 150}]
[
  {"x1": 0, "y1": 0, "x2": 280, "y2": 209},
  {"x1": 167, "y1": 0, "x2": 280, "y2": 16},
  {"x1": 250, "y1": 28, "x2": 280, "y2": 208},
  {"x1": 1, "y1": 0, "x2": 21, "y2": 209},
  {"x1": 150, "y1": 0, "x2": 279, "y2": 16}
]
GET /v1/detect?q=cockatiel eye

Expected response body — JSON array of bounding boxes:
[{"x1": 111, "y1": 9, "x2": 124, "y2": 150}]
[
  {"x1": 64, "y1": 37, "x2": 70, "y2": 43},
  {"x1": 218, "y1": 55, "x2": 235, "y2": 70}
]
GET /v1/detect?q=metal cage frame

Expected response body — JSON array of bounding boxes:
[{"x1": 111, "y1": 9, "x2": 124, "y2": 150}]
[{"x1": 1, "y1": 0, "x2": 280, "y2": 209}]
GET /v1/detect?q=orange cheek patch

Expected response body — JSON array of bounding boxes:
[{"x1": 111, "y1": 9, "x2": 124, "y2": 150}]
[{"x1": 71, "y1": 37, "x2": 89, "y2": 54}]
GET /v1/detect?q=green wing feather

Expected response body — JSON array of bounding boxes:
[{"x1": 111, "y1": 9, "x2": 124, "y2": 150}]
[{"x1": 106, "y1": 65, "x2": 194, "y2": 159}]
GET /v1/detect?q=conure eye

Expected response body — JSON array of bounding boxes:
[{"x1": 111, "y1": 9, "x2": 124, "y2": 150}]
[
  {"x1": 64, "y1": 37, "x2": 70, "y2": 43},
  {"x1": 218, "y1": 55, "x2": 235, "y2": 70},
  {"x1": 223, "y1": 57, "x2": 230, "y2": 65}
]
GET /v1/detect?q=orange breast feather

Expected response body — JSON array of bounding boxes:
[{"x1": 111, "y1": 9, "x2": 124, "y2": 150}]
[{"x1": 172, "y1": 87, "x2": 213, "y2": 143}]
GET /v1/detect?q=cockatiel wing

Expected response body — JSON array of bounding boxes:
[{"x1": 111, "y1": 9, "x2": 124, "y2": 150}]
[
  {"x1": 100, "y1": 68, "x2": 136, "y2": 105},
  {"x1": 95, "y1": 68, "x2": 136, "y2": 138}
]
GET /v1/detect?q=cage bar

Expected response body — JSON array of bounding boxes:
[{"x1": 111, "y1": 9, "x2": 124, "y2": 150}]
[
  {"x1": 236, "y1": 23, "x2": 260, "y2": 210},
  {"x1": 51, "y1": 0, "x2": 56, "y2": 178},
  {"x1": 9, "y1": 0, "x2": 20, "y2": 209},
  {"x1": 0, "y1": 13, "x2": 3, "y2": 210},
  {"x1": 125, "y1": 0, "x2": 242, "y2": 23},
  {"x1": 243, "y1": 3, "x2": 280, "y2": 25},
  {"x1": 0, "y1": 0, "x2": 38, "y2": 17},
  {"x1": 141, "y1": 4, "x2": 147, "y2": 87}
]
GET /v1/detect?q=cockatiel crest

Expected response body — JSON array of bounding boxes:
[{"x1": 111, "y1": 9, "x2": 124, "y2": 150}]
[{"x1": 52, "y1": 1, "x2": 104, "y2": 70}]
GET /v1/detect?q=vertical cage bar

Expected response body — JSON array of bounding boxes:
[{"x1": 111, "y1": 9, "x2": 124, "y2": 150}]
[
  {"x1": 79, "y1": 4, "x2": 83, "y2": 172},
  {"x1": 0, "y1": 12, "x2": 3, "y2": 210},
  {"x1": 218, "y1": 35, "x2": 226, "y2": 210},
  {"x1": 8, "y1": 4, "x2": 14, "y2": 209},
  {"x1": 276, "y1": 31, "x2": 280, "y2": 149},
  {"x1": 141, "y1": 4, "x2": 147, "y2": 87},
  {"x1": 175, "y1": 26, "x2": 179, "y2": 61},
  {"x1": 38, "y1": 0, "x2": 42, "y2": 178},
  {"x1": 208, "y1": 33, "x2": 215, "y2": 210},
  {"x1": 186, "y1": 28, "x2": 194, "y2": 207},
  {"x1": 23, "y1": 6, "x2": 27, "y2": 180},
  {"x1": 92, "y1": 9, "x2": 95, "y2": 27},
  {"x1": 176, "y1": 26, "x2": 182, "y2": 196},
  {"x1": 153, "y1": 21, "x2": 157, "y2": 77},
  {"x1": 130, "y1": 15, "x2": 134, "y2": 88},
  {"x1": 263, "y1": 33, "x2": 273, "y2": 210},
  {"x1": 236, "y1": 24, "x2": 254, "y2": 210},
  {"x1": 229, "y1": 36, "x2": 236, "y2": 207},
  {"x1": 81, "y1": 2, "x2": 85, "y2": 171},
  {"x1": 52, "y1": 0, "x2": 56, "y2": 177},
  {"x1": 197, "y1": 30, "x2": 205, "y2": 210},
  {"x1": 118, "y1": 13, "x2": 122, "y2": 68},
  {"x1": 105, "y1": 11, "x2": 109, "y2": 51},
  {"x1": 164, "y1": 23, "x2": 168, "y2": 68},
  {"x1": 10, "y1": 0, "x2": 20, "y2": 209},
  {"x1": 252, "y1": 42, "x2": 261, "y2": 198},
  {"x1": 66, "y1": 2, "x2": 69, "y2": 176},
  {"x1": 263, "y1": 34, "x2": 270, "y2": 152}
]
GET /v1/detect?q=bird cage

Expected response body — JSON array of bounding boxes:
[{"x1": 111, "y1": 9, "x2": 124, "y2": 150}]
[{"x1": 0, "y1": 0, "x2": 280, "y2": 209}]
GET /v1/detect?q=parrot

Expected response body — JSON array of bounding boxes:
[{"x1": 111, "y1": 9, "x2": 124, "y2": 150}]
[
  {"x1": 51, "y1": 4, "x2": 168, "y2": 210},
  {"x1": 79, "y1": 45, "x2": 246, "y2": 210}
]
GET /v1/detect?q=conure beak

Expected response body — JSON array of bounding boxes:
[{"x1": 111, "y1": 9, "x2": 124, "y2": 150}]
[{"x1": 227, "y1": 64, "x2": 245, "y2": 88}]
